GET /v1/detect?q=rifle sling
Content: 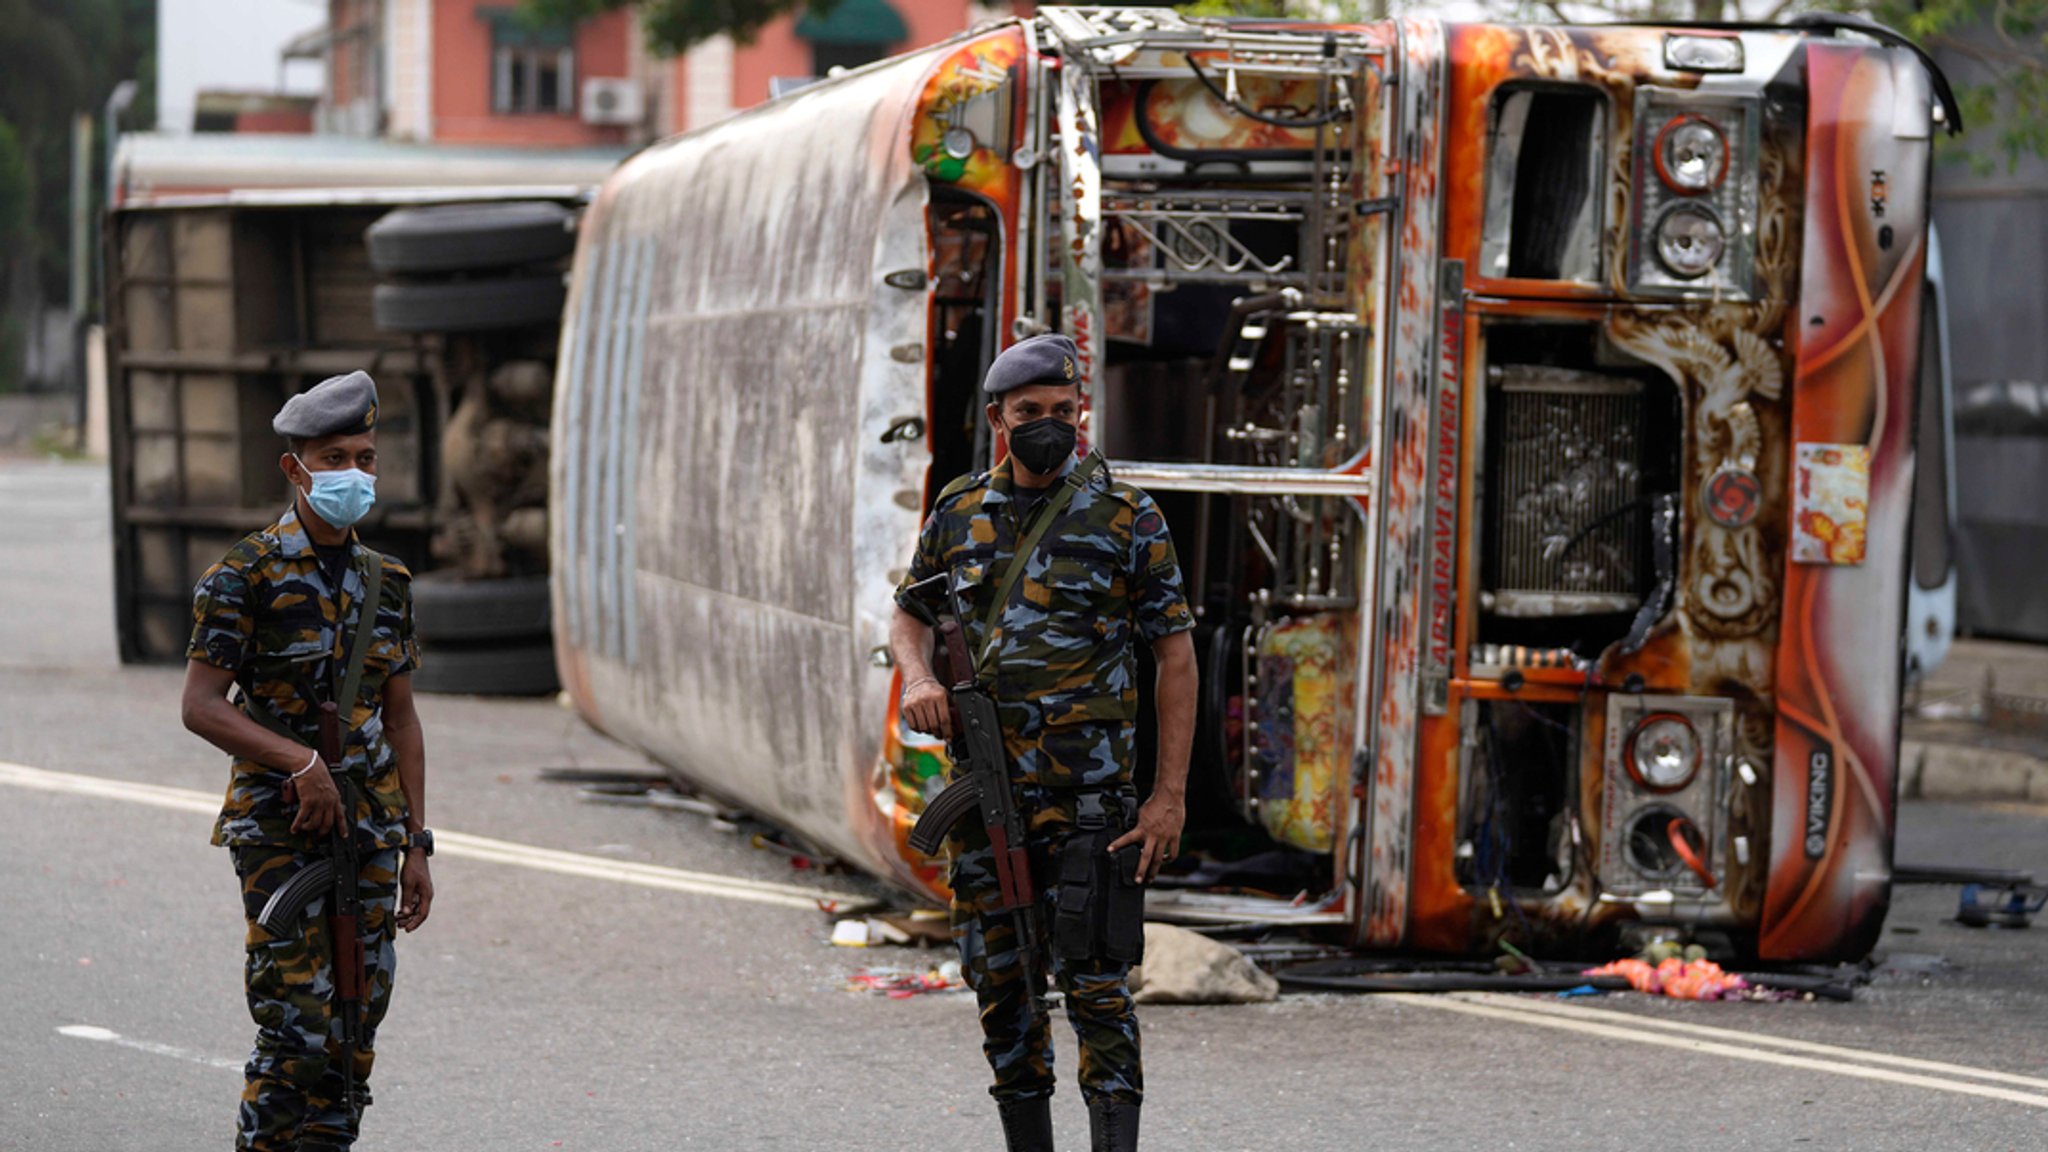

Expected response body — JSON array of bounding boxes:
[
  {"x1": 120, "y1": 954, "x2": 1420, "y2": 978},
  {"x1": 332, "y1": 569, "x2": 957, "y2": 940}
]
[
  {"x1": 336, "y1": 554, "x2": 385, "y2": 722},
  {"x1": 974, "y1": 453, "x2": 1102, "y2": 677}
]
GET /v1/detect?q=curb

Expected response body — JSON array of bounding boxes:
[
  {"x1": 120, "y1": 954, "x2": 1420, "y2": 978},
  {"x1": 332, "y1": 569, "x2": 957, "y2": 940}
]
[{"x1": 1902, "y1": 738, "x2": 2048, "y2": 804}]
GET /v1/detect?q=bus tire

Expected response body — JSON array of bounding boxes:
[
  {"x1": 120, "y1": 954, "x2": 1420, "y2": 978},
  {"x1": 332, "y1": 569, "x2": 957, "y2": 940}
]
[
  {"x1": 373, "y1": 275, "x2": 565, "y2": 333},
  {"x1": 412, "y1": 640, "x2": 561, "y2": 697},
  {"x1": 413, "y1": 574, "x2": 551, "y2": 644},
  {"x1": 366, "y1": 201, "x2": 576, "y2": 274}
]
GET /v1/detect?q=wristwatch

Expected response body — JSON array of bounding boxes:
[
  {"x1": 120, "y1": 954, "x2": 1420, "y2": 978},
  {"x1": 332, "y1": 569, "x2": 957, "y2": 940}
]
[{"x1": 406, "y1": 828, "x2": 435, "y2": 857}]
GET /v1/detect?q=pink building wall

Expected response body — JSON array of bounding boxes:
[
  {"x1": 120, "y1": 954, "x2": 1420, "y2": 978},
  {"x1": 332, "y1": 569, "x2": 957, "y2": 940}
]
[
  {"x1": 679, "y1": 0, "x2": 976, "y2": 134},
  {"x1": 430, "y1": 0, "x2": 634, "y2": 147},
  {"x1": 728, "y1": 2, "x2": 974, "y2": 107},
  {"x1": 729, "y1": 18, "x2": 809, "y2": 111},
  {"x1": 327, "y1": 0, "x2": 985, "y2": 149}
]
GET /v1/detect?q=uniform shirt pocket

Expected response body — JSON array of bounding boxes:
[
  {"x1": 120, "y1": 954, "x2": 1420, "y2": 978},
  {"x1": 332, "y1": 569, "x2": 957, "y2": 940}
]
[{"x1": 1034, "y1": 548, "x2": 1118, "y2": 617}]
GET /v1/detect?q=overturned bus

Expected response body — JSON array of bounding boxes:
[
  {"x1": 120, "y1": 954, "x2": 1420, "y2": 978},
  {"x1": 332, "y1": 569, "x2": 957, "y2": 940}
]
[{"x1": 551, "y1": 7, "x2": 1959, "y2": 961}]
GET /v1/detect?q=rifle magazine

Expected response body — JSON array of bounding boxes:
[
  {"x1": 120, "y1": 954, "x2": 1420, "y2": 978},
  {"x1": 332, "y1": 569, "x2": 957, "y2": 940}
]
[
  {"x1": 907, "y1": 776, "x2": 983, "y2": 856},
  {"x1": 254, "y1": 858, "x2": 335, "y2": 935}
]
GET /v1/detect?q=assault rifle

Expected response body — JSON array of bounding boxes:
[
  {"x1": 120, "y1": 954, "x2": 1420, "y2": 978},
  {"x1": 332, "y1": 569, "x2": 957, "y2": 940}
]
[
  {"x1": 255, "y1": 699, "x2": 367, "y2": 1117},
  {"x1": 901, "y1": 572, "x2": 1047, "y2": 1020}
]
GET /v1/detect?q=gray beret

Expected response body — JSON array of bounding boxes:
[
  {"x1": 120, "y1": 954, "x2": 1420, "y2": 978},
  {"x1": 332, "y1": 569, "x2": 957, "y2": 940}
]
[
  {"x1": 985, "y1": 334, "x2": 1082, "y2": 395},
  {"x1": 274, "y1": 370, "x2": 379, "y2": 439}
]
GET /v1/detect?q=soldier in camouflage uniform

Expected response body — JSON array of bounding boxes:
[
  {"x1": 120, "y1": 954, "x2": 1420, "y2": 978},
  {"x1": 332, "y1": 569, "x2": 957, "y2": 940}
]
[
  {"x1": 891, "y1": 335, "x2": 1199, "y2": 1152},
  {"x1": 180, "y1": 371, "x2": 436, "y2": 1152}
]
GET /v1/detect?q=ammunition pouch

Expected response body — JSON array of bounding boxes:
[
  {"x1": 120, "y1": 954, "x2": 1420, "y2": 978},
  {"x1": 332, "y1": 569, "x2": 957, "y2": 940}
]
[{"x1": 1051, "y1": 791, "x2": 1145, "y2": 966}]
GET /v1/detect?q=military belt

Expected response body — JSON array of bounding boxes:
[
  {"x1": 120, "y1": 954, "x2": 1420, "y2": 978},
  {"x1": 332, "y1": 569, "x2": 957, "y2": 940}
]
[{"x1": 1070, "y1": 787, "x2": 1135, "y2": 831}]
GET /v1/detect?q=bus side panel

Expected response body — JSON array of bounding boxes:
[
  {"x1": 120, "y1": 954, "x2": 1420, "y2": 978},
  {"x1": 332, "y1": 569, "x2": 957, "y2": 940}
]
[
  {"x1": 1360, "y1": 16, "x2": 1448, "y2": 948},
  {"x1": 849, "y1": 174, "x2": 941, "y2": 894},
  {"x1": 551, "y1": 56, "x2": 940, "y2": 875},
  {"x1": 1763, "y1": 44, "x2": 1931, "y2": 961}
]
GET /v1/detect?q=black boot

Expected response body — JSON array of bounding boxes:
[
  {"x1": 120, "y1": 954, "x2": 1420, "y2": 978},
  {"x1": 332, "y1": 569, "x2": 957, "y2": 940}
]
[
  {"x1": 1087, "y1": 1098, "x2": 1139, "y2": 1152},
  {"x1": 997, "y1": 1095, "x2": 1055, "y2": 1152}
]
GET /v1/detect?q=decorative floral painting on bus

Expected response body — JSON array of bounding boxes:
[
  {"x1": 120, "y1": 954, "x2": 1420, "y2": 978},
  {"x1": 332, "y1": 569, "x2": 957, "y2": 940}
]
[{"x1": 912, "y1": 31, "x2": 1023, "y2": 194}]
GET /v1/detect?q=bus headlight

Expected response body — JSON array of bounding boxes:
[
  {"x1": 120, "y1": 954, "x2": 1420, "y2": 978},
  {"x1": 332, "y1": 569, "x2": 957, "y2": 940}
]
[
  {"x1": 1626, "y1": 713, "x2": 1701, "y2": 792},
  {"x1": 1653, "y1": 205, "x2": 1726, "y2": 279},
  {"x1": 1628, "y1": 94, "x2": 1754, "y2": 298},
  {"x1": 1656, "y1": 116, "x2": 1727, "y2": 194}
]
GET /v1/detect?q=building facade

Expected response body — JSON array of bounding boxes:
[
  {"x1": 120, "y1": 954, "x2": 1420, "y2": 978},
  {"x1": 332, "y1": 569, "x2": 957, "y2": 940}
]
[{"x1": 306, "y1": 0, "x2": 998, "y2": 147}]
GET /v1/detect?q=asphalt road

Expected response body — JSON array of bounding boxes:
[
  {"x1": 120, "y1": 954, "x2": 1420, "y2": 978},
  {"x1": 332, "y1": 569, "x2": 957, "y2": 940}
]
[{"x1": 4, "y1": 456, "x2": 2048, "y2": 1152}]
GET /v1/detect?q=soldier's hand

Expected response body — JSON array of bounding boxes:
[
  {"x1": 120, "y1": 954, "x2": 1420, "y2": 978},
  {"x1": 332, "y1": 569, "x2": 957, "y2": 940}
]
[
  {"x1": 288, "y1": 760, "x2": 348, "y2": 836},
  {"x1": 397, "y1": 853, "x2": 434, "y2": 932},
  {"x1": 901, "y1": 676, "x2": 953, "y2": 739},
  {"x1": 1108, "y1": 792, "x2": 1185, "y2": 884}
]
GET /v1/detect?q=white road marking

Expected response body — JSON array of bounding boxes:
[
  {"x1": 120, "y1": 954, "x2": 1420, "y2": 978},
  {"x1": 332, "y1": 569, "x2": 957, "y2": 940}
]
[
  {"x1": 1386, "y1": 993, "x2": 2048, "y2": 1110},
  {"x1": 56, "y1": 1025, "x2": 242, "y2": 1072},
  {"x1": 0, "y1": 761, "x2": 862, "y2": 912},
  {"x1": 1457, "y1": 991, "x2": 2048, "y2": 1092}
]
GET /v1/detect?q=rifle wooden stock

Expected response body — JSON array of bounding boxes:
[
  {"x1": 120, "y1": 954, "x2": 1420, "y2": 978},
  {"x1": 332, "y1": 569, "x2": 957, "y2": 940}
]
[
  {"x1": 934, "y1": 617, "x2": 971, "y2": 693},
  {"x1": 319, "y1": 703, "x2": 365, "y2": 1003}
]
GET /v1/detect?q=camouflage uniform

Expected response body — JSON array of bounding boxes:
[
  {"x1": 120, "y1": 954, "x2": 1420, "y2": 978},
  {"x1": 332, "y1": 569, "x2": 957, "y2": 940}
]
[
  {"x1": 896, "y1": 454, "x2": 1194, "y2": 1105},
  {"x1": 189, "y1": 502, "x2": 420, "y2": 1152}
]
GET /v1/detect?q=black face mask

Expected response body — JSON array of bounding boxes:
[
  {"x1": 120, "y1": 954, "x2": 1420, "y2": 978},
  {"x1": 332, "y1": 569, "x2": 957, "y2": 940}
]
[{"x1": 1005, "y1": 415, "x2": 1078, "y2": 476}]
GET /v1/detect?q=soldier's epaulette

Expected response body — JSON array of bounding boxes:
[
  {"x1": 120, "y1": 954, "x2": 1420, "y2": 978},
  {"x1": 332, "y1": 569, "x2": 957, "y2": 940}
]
[
  {"x1": 222, "y1": 527, "x2": 280, "y2": 571},
  {"x1": 931, "y1": 470, "x2": 988, "y2": 511},
  {"x1": 1102, "y1": 479, "x2": 1151, "y2": 511}
]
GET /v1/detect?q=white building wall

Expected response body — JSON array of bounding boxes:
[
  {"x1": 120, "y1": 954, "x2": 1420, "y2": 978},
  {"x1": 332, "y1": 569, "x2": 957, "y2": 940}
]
[
  {"x1": 385, "y1": 0, "x2": 435, "y2": 140},
  {"x1": 682, "y1": 36, "x2": 734, "y2": 132}
]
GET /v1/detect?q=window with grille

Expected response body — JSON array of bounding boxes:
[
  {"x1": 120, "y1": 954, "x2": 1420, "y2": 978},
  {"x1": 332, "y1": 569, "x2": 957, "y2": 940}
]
[{"x1": 483, "y1": 8, "x2": 576, "y2": 114}]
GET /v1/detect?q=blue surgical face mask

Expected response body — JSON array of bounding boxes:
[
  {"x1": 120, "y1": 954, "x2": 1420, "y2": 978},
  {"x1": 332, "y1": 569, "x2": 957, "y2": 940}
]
[{"x1": 293, "y1": 455, "x2": 377, "y2": 529}]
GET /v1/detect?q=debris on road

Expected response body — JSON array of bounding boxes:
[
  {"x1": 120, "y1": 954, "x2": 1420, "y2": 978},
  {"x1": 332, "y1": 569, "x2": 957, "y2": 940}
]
[
  {"x1": 542, "y1": 766, "x2": 851, "y2": 873},
  {"x1": 831, "y1": 917, "x2": 913, "y2": 948},
  {"x1": 873, "y1": 910, "x2": 952, "y2": 948},
  {"x1": 1957, "y1": 883, "x2": 2048, "y2": 928},
  {"x1": 844, "y1": 961, "x2": 968, "y2": 998},
  {"x1": 1276, "y1": 964, "x2": 1632, "y2": 995},
  {"x1": 1894, "y1": 862, "x2": 2036, "y2": 887},
  {"x1": 1129, "y1": 923, "x2": 1279, "y2": 1004},
  {"x1": 1586, "y1": 957, "x2": 1751, "y2": 1000}
]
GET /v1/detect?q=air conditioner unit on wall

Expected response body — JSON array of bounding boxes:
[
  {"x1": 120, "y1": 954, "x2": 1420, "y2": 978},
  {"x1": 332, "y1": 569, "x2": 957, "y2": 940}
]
[{"x1": 581, "y1": 78, "x2": 644, "y2": 125}]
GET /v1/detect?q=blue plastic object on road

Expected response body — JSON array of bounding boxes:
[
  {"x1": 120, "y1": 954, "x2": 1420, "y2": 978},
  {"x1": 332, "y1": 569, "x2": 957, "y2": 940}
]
[{"x1": 1956, "y1": 884, "x2": 2048, "y2": 928}]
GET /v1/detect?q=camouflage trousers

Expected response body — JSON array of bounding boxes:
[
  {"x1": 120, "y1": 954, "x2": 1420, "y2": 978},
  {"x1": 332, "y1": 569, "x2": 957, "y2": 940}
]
[
  {"x1": 231, "y1": 846, "x2": 400, "y2": 1152},
  {"x1": 950, "y1": 785, "x2": 1141, "y2": 1106}
]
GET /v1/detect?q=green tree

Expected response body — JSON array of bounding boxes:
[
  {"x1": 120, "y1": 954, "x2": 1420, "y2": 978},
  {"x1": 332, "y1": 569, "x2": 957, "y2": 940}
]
[
  {"x1": 1867, "y1": 0, "x2": 2048, "y2": 171},
  {"x1": 0, "y1": 0, "x2": 153, "y2": 388},
  {"x1": 0, "y1": 120, "x2": 32, "y2": 392}
]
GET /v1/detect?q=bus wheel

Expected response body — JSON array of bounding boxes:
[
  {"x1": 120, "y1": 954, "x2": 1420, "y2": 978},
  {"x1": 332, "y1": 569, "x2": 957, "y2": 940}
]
[
  {"x1": 412, "y1": 639, "x2": 561, "y2": 697},
  {"x1": 366, "y1": 201, "x2": 576, "y2": 275},
  {"x1": 413, "y1": 574, "x2": 552, "y2": 644},
  {"x1": 373, "y1": 274, "x2": 565, "y2": 333}
]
